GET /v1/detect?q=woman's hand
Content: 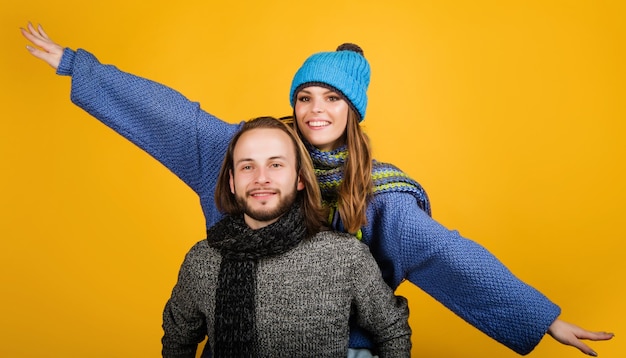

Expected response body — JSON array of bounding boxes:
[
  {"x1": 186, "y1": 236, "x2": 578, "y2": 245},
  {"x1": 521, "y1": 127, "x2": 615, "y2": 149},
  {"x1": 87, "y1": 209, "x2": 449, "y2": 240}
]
[
  {"x1": 547, "y1": 318, "x2": 614, "y2": 356},
  {"x1": 20, "y1": 22, "x2": 64, "y2": 70}
]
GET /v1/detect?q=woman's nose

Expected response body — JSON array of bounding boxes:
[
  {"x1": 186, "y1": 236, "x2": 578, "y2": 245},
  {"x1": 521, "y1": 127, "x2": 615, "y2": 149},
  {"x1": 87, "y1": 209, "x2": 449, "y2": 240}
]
[{"x1": 312, "y1": 99, "x2": 324, "y2": 113}]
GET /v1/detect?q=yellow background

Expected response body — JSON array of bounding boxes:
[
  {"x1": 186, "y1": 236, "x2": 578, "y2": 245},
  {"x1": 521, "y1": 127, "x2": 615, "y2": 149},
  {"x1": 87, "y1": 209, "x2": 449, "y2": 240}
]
[{"x1": 2, "y1": 1, "x2": 624, "y2": 357}]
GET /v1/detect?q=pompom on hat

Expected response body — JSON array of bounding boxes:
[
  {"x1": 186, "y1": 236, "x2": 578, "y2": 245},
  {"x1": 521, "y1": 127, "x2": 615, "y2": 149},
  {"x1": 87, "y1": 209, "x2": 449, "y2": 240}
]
[{"x1": 289, "y1": 43, "x2": 371, "y2": 122}]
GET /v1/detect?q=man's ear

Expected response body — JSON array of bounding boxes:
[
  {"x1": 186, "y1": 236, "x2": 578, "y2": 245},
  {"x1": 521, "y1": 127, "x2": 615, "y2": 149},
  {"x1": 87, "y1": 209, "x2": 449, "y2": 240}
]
[
  {"x1": 229, "y1": 170, "x2": 235, "y2": 194},
  {"x1": 296, "y1": 174, "x2": 305, "y2": 191}
]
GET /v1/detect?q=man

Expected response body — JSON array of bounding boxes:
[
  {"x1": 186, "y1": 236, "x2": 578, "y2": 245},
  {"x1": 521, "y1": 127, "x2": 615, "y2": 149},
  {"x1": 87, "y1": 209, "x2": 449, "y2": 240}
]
[{"x1": 161, "y1": 116, "x2": 411, "y2": 358}]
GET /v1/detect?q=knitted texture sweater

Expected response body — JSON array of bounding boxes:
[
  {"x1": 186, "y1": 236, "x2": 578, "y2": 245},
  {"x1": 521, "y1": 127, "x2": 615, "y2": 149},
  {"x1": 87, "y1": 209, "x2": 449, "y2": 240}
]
[
  {"x1": 162, "y1": 231, "x2": 411, "y2": 358},
  {"x1": 58, "y1": 48, "x2": 561, "y2": 355}
]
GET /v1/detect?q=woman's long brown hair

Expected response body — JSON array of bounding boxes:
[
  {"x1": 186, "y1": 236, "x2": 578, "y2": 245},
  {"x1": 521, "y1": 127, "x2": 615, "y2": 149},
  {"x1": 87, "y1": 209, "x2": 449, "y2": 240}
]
[
  {"x1": 337, "y1": 108, "x2": 373, "y2": 233},
  {"x1": 288, "y1": 107, "x2": 373, "y2": 234}
]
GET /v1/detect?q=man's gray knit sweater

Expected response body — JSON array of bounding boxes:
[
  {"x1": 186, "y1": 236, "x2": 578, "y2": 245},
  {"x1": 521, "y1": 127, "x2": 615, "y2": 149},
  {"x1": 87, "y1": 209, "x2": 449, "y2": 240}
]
[{"x1": 162, "y1": 230, "x2": 411, "y2": 358}]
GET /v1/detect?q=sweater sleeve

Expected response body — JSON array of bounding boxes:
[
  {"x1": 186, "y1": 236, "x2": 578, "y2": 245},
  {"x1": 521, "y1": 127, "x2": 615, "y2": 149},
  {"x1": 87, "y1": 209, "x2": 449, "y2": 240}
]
[
  {"x1": 367, "y1": 193, "x2": 561, "y2": 355},
  {"x1": 348, "y1": 240, "x2": 412, "y2": 358},
  {"x1": 162, "y1": 243, "x2": 208, "y2": 358},
  {"x1": 56, "y1": 48, "x2": 241, "y2": 195}
]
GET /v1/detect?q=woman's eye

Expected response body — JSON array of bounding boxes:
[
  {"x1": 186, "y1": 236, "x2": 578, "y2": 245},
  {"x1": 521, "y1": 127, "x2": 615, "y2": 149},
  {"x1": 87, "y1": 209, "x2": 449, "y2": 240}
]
[{"x1": 297, "y1": 96, "x2": 310, "y2": 102}]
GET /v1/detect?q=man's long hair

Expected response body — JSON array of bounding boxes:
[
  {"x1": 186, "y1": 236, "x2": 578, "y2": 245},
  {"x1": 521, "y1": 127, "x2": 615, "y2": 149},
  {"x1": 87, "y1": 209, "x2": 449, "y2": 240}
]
[{"x1": 215, "y1": 116, "x2": 328, "y2": 236}]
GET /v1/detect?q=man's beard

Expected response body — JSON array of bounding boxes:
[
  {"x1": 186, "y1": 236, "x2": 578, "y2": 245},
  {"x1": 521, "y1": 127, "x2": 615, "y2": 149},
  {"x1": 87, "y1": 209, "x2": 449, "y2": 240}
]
[{"x1": 235, "y1": 185, "x2": 298, "y2": 223}]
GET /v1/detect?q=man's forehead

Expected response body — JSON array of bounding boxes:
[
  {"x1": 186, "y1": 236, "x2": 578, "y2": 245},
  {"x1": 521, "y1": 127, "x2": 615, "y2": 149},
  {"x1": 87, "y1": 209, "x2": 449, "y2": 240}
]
[{"x1": 234, "y1": 128, "x2": 296, "y2": 161}]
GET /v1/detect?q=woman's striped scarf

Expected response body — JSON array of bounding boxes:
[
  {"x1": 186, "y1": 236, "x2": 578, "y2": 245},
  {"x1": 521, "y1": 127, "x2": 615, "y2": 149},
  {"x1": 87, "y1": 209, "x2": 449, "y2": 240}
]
[{"x1": 306, "y1": 143, "x2": 431, "y2": 236}]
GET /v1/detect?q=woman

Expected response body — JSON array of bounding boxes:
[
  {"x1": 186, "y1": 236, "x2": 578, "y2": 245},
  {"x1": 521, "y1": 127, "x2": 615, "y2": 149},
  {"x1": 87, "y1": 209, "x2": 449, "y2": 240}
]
[{"x1": 21, "y1": 23, "x2": 613, "y2": 356}]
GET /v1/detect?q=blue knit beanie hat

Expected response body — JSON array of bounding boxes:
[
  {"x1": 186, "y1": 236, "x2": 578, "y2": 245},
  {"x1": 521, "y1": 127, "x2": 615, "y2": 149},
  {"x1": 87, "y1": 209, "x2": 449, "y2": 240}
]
[{"x1": 289, "y1": 43, "x2": 370, "y2": 122}]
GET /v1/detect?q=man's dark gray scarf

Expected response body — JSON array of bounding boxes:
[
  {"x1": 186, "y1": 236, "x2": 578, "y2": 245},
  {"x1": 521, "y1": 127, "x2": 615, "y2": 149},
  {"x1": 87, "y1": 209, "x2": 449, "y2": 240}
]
[{"x1": 206, "y1": 200, "x2": 307, "y2": 357}]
